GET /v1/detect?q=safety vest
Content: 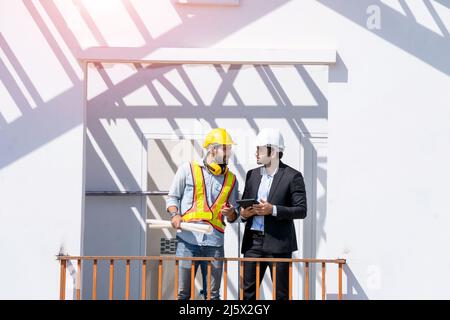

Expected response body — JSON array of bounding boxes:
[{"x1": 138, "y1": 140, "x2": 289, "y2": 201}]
[{"x1": 182, "y1": 161, "x2": 236, "y2": 233}]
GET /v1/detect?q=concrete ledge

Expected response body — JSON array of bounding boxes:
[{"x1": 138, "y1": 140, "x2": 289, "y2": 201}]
[
  {"x1": 176, "y1": 0, "x2": 240, "y2": 6},
  {"x1": 78, "y1": 47, "x2": 337, "y2": 65}
]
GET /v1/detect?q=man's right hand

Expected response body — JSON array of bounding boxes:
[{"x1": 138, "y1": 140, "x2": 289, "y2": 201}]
[
  {"x1": 171, "y1": 214, "x2": 182, "y2": 229},
  {"x1": 240, "y1": 206, "x2": 256, "y2": 219}
]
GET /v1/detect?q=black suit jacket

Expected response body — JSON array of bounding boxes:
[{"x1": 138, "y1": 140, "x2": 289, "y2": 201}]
[{"x1": 240, "y1": 161, "x2": 307, "y2": 254}]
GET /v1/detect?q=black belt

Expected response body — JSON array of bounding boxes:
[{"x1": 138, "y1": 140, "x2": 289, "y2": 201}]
[{"x1": 250, "y1": 230, "x2": 264, "y2": 237}]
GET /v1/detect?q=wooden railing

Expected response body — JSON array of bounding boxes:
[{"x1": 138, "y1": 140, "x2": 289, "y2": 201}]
[{"x1": 57, "y1": 256, "x2": 346, "y2": 300}]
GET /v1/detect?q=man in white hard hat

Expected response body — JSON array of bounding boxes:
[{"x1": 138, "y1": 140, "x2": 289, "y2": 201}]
[
  {"x1": 239, "y1": 128, "x2": 307, "y2": 300},
  {"x1": 166, "y1": 128, "x2": 239, "y2": 300}
]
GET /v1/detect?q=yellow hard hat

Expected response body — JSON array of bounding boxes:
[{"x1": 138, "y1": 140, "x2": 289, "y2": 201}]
[{"x1": 203, "y1": 128, "x2": 236, "y2": 148}]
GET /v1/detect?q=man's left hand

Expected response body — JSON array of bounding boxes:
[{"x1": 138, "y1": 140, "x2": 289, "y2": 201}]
[{"x1": 254, "y1": 199, "x2": 273, "y2": 216}]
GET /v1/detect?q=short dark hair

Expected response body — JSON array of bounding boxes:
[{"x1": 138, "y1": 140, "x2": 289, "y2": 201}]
[{"x1": 265, "y1": 146, "x2": 283, "y2": 159}]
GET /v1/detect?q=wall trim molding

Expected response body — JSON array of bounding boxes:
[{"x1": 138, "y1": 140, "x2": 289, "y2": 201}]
[
  {"x1": 78, "y1": 47, "x2": 336, "y2": 65},
  {"x1": 175, "y1": 0, "x2": 240, "y2": 6}
]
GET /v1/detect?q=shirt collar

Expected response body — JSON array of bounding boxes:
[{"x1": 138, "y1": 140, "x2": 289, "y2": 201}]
[
  {"x1": 260, "y1": 164, "x2": 279, "y2": 177},
  {"x1": 198, "y1": 159, "x2": 206, "y2": 167}
]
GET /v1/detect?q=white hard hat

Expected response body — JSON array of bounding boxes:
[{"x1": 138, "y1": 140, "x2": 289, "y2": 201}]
[{"x1": 255, "y1": 128, "x2": 285, "y2": 152}]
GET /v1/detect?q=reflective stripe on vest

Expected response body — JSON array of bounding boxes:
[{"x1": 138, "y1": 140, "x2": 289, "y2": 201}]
[{"x1": 182, "y1": 161, "x2": 236, "y2": 233}]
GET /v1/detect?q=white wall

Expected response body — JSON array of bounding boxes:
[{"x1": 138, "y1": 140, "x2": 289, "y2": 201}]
[
  {"x1": 1, "y1": 0, "x2": 449, "y2": 299},
  {"x1": 0, "y1": 0, "x2": 85, "y2": 299},
  {"x1": 320, "y1": 0, "x2": 450, "y2": 299}
]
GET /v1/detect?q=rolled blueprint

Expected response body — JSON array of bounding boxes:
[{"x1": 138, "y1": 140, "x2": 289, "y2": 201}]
[{"x1": 146, "y1": 219, "x2": 213, "y2": 234}]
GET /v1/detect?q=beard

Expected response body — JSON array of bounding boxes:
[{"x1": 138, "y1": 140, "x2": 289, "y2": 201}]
[
  {"x1": 257, "y1": 156, "x2": 271, "y2": 166},
  {"x1": 215, "y1": 153, "x2": 228, "y2": 165}
]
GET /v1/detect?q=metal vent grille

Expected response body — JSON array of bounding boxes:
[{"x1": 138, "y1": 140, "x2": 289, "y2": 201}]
[{"x1": 160, "y1": 238, "x2": 178, "y2": 255}]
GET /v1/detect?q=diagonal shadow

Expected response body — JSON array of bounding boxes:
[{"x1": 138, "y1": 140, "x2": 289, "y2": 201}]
[
  {"x1": 72, "y1": 0, "x2": 108, "y2": 46},
  {"x1": 0, "y1": 113, "x2": 7, "y2": 128},
  {"x1": 0, "y1": 55, "x2": 33, "y2": 118},
  {"x1": 121, "y1": 0, "x2": 154, "y2": 43},
  {"x1": 86, "y1": 63, "x2": 145, "y2": 194},
  {"x1": 317, "y1": 0, "x2": 450, "y2": 76},
  {"x1": 81, "y1": 60, "x2": 329, "y2": 299},
  {"x1": 1, "y1": 0, "x2": 293, "y2": 170},
  {"x1": 398, "y1": 0, "x2": 416, "y2": 21},
  {"x1": 0, "y1": 34, "x2": 43, "y2": 110},
  {"x1": 24, "y1": 1, "x2": 80, "y2": 84},
  {"x1": 343, "y1": 264, "x2": 369, "y2": 300},
  {"x1": 424, "y1": 0, "x2": 450, "y2": 38},
  {"x1": 174, "y1": 64, "x2": 206, "y2": 107},
  {"x1": 434, "y1": 0, "x2": 450, "y2": 9},
  {"x1": 210, "y1": 64, "x2": 259, "y2": 179},
  {"x1": 326, "y1": 264, "x2": 369, "y2": 300},
  {"x1": 0, "y1": 84, "x2": 82, "y2": 169},
  {"x1": 3, "y1": 0, "x2": 332, "y2": 299},
  {"x1": 2, "y1": 0, "x2": 345, "y2": 300}
]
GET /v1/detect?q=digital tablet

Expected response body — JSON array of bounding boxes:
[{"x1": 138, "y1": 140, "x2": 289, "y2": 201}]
[{"x1": 236, "y1": 199, "x2": 260, "y2": 209}]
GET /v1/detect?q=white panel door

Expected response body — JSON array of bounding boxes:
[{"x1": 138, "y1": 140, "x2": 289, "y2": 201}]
[{"x1": 145, "y1": 136, "x2": 204, "y2": 300}]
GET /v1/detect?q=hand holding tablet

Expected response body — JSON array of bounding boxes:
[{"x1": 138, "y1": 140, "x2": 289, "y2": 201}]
[{"x1": 236, "y1": 198, "x2": 260, "y2": 209}]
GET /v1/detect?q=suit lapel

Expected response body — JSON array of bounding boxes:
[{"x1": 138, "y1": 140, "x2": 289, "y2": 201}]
[
  {"x1": 252, "y1": 168, "x2": 262, "y2": 198},
  {"x1": 267, "y1": 163, "x2": 286, "y2": 203}
]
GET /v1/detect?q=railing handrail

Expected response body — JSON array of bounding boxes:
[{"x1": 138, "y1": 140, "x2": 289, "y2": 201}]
[
  {"x1": 57, "y1": 255, "x2": 346, "y2": 300},
  {"x1": 56, "y1": 255, "x2": 346, "y2": 264}
]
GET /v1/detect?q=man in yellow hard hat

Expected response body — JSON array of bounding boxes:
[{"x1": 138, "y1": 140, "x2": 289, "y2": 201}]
[{"x1": 166, "y1": 128, "x2": 239, "y2": 300}]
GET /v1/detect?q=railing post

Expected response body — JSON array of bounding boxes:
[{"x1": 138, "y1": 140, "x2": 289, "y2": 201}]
[
  {"x1": 272, "y1": 262, "x2": 277, "y2": 300},
  {"x1": 92, "y1": 259, "x2": 97, "y2": 300},
  {"x1": 174, "y1": 259, "x2": 179, "y2": 300},
  {"x1": 158, "y1": 259, "x2": 163, "y2": 300},
  {"x1": 59, "y1": 259, "x2": 66, "y2": 300},
  {"x1": 141, "y1": 260, "x2": 147, "y2": 300},
  {"x1": 338, "y1": 262, "x2": 343, "y2": 300},
  {"x1": 125, "y1": 259, "x2": 130, "y2": 300},
  {"x1": 109, "y1": 259, "x2": 114, "y2": 300},
  {"x1": 239, "y1": 260, "x2": 244, "y2": 300},
  {"x1": 321, "y1": 262, "x2": 326, "y2": 300},
  {"x1": 207, "y1": 261, "x2": 212, "y2": 300},
  {"x1": 256, "y1": 261, "x2": 260, "y2": 300},
  {"x1": 223, "y1": 260, "x2": 228, "y2": 301},
  {"x1": 76, "y1": 259, "x2": 81, "y2": 300},
  {"x1": 304, "y1": 262, "x2": 309, "y2": 300},
  {"x1": 288, "y1": 262, "x2": 293, "y2": 300},
  {"x1": 190, "y1": 261, "x2": 195, "y2": 300}
]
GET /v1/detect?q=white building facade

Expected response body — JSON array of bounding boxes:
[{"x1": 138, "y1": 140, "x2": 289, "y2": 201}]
[{"x1": 1, "y1": 0, "x2": 450, "y2": 299}]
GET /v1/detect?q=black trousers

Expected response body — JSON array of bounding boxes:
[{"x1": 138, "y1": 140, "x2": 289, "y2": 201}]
[{"x1": 243, "y1": 232, "x2": 291, "y2": 300}]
